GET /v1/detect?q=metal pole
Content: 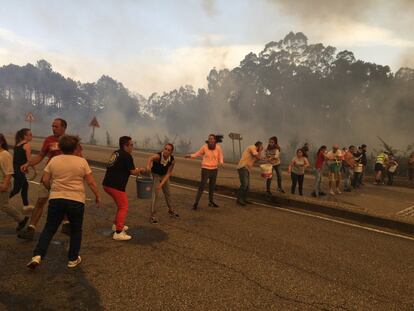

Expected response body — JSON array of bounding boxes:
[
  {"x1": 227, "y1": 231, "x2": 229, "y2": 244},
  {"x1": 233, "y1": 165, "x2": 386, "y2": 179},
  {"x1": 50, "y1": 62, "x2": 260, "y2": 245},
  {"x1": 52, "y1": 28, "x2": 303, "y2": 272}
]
[
  {"x1": 232, "y1": 139, "x2": 235, "y2": 162},
  {"x1": 239, "y1": 140, "x2": 242, "y2": 160}
]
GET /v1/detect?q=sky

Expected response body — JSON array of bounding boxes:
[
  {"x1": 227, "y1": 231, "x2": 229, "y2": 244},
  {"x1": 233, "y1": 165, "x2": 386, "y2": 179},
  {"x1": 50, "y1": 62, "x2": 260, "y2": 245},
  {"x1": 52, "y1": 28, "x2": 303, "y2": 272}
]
[{"x1": 0, "y1": 0, "x2": 413, "y2": 96}]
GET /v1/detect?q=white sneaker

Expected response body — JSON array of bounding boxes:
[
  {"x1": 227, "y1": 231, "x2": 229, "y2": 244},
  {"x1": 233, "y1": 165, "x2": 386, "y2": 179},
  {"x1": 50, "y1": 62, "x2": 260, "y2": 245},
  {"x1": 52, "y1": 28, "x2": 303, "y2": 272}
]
[
  {"x1": 329, "y1": 189, "x2": 335, "y2": 195},
  {"x1": 67, "y1": 256, "x2": 82, "y2": 268},
  {"x1": 111, "y1": 224, "x2": 129, "y2": 231},
  {"x1": 23, "y1": 205, "x2": 35, "y2": 212},
  {"x1": 113, "y1": 230, "x2": 132, "y2": 241},
  {"x1": 336, "y1": 188, "x2": 342, "y2": 194},
  {"x1": 27, "y1": 255, "x2": 41, "y2": 269}
]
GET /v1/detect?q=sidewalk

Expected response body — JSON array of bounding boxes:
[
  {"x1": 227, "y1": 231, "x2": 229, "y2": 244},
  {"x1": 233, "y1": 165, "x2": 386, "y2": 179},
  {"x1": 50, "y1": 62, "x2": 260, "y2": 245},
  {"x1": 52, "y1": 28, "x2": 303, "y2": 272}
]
[{"x1": 14, "y1": 136, "x2": 414, "y2": 232}]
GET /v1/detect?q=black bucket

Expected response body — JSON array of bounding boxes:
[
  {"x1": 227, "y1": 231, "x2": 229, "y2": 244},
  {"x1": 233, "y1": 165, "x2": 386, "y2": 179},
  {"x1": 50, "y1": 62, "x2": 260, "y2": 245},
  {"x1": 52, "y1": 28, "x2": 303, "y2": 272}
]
[{"x1": 136, "y1": 175, "x2": 153, "y2": 199}]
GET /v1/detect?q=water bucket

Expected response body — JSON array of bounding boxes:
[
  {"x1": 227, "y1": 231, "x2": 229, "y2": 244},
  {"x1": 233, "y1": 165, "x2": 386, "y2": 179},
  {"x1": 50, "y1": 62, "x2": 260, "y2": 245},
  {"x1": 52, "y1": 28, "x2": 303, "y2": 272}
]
[
  {"x1": 136, "y1": 175, "x2": 153, "y2": 199},
  {"x1": 260, "y1": 164, "x2": 273, "y2": 179},
  {"x1": 354, "y1": 164, "x2": 363, "y2": 173}
]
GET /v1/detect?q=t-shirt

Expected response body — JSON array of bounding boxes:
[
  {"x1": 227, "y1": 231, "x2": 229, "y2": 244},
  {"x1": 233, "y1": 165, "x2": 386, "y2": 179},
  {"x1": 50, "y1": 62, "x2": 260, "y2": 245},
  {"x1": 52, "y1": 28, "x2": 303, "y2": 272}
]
[
  {"x1": 265, "y1": 148, "x2": 281, "y2": 166},
  {"x1": 291, "y1": 156, "x2": 309, "y2": 175},
  {"x1": 41, "y1": 135, "x2": 62, "y2": 163},
  {"x1": 44, "y1": 155, "x2": 92, "y2": 204},
  {"x1": 102, "y1": 149, "x2": 135, "y2": 192},
  {"x1": 343, "y1": 151, "x2": 355, "y2": 168},
  {"x1": 315, "y1": 151, "x2": 325, "y2": 169},
  {"x1": 0, "y1": 150, "x2": 13, "y2": 185},
  {"x1": 191, "y1": 144, "x2": 224, "y2": 170},
  {"x1": 152, "y1": 152, "x2": 174, "y2": 176},
  {"x1": 238, "y1": 145, "x2": 260, "y2": 171}
]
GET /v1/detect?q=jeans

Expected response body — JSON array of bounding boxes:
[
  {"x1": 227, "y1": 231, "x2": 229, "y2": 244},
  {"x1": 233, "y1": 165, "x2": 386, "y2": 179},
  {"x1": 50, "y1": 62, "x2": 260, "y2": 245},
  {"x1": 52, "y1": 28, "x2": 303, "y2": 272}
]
[
  {"x1": 352, "y1": 172, "x2": 361, "y2": 188},
  {"x1": 291, "y1": 173, "x2": 304, "y2": 195},
  {"x1": 343, "y1": 166, "x2": 353, "y2": 190},
  {"x1": 0, "y1": 191, "x2": 25, "y2": 223},
  {"x1": 34, "y1": 199, "x2": 84, "y2": 261},
  {"x1": 387, "y1": 172, "x2": 394, "y2": 185},
  {"x1": 195, "y1": 168, "x2": 218, "y2": 204},
  {"x1": 9, "y1": 172, "x2": 29, "y2": 206},
  {"x1": 313, "y1": 169, "x2": 322, "y2": 194},
  {"x1": 237, "y1": 167, "x2": 250, "y2": 202},
  {"x1": 266, "y1": 165, "x2": 283, "y2": 192},
  {"x1": 151, "y1": 174, "x2": 172, "y2": 216}
]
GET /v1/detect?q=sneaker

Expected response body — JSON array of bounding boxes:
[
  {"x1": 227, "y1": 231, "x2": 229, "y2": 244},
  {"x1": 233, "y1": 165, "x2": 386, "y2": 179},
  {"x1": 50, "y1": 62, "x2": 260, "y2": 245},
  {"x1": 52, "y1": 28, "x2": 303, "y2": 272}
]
[
  {"x1": 27, "y1": 255, "x2": 41, "y2": 270},
  {"x1": 149, "y1": 217, "x2": 159, "y2": 224},
  {"x1": 168, "y1": 210, "x2": 180, "y2": 218},
  {"x1": 16, "y1": 216, "x2": 29, "y2": 232},
  {"x1": 329, "y1": 189, "x2": 335, "y2": 196},
  {"x1": 336, "y1": 188, "x2": 342, "y2": 194},
  {"x1": 18, "y1": 225, "x2": 35, "y2": 240},
  {"x1": 236, "y1": 199, "x2": 246, "y2": 206},
  {"x1": 111, "y1": 224, "x2": 129, "y2": 232},
  {"x1": 208, "y1": 201, "x2": 219, "y2": 208},
  {"x1": 192, "y1": 203, "x2": 198, "y2": 211},
  {"x1": 61, "y1": 222, "x2": 71, "y2": 236},
  {"x1": 113, "y1": 231, "x2": 132, "y2": 241},
  {"x1": 22, "y1": 205, "x2": 35, "y2": 213},
  {"x1": 67, "y1": 256, "x2": 82, "y2": 268}
]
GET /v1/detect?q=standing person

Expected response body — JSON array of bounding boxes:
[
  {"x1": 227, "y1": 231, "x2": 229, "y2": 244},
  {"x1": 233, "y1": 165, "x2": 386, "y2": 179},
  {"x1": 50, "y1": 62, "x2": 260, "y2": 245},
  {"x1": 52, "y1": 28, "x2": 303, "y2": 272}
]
[
  {"x1": 27, "y1": 135, "x2": 100, "y2": 269},
  {"x1": 146, "y1": 143, "x2": 179, "y2": 224},
  {"x1": 0, "y1": 134, "x2": 29, "y2": 232},
  {"x1": 374, "y1": 151, "x2": 389, "y2": 185},
  {"x1": 326, "y1": 144, "x2": 343, "y2": 195},
  {"x1": 265, "y1": 136, "x2": 285, "y2": 195},
  {"x1": 236, "y1": 141, "x2": 263, "y2": 206},
  {"x1": 9, "y1": 128, "x2": 34, "y2": 211},
  {"x1": 186, "y1": 134, "x2": 224, "y2": 210},
  {"x1": 343, "y1": 145, "x2": 356, "y2": 192},
  {"x1": 386, "y1": 155, "x2": 398, "y2": 186},
  {"x1": 18, "y1": 118, "x2": 71, "y2": 240},
  {"x1": 288, "y1": 149, "x2": 310, "y2": 196},
  {"x1": 311, "y1": 145, "x2": 327, "y2": 198},
  {"x1": 408, "y1": 152, "x2": 414, "y2": 183},
  {"x1": 102, "y1": 136, "x2": 146, "y2": 241},
  {"x1": 358, "y1": 144, "x2": 368, "y2": 186},
  {"x1": 352, "y1": 146, "x2": 363, "y2": 188}
]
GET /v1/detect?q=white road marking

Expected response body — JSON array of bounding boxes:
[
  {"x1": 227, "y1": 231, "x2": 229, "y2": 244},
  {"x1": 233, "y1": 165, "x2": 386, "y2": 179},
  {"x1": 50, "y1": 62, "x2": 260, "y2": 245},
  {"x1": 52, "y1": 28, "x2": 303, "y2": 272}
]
[{"x1": 396, "y1": 206, "x2": 414, "y2": 217}]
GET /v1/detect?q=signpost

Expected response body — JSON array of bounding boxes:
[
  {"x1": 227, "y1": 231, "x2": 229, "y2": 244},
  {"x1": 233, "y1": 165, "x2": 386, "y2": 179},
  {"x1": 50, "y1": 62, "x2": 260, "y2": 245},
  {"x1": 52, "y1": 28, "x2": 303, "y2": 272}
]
[
  {"x1": 25, "y1": 112, "x2": 35, "y2": 130},
  {"x1": 89, "y1": 116, "x2": 100, "y2": 144},
  {"x1": 228, "y1": 132, "x2": 243, "y2": 162}
]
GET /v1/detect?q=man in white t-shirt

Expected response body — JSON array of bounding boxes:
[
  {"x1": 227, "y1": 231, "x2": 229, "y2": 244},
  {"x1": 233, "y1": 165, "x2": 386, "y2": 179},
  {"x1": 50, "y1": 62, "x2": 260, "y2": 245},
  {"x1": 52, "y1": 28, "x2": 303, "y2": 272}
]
[{"x1": 27, "y1": 135, "x2": 100, "y2": 270}]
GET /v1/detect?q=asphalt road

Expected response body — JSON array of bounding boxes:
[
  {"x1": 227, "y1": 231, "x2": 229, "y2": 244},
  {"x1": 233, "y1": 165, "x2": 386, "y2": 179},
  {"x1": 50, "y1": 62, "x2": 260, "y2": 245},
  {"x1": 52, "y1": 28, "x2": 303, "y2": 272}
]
[{"x1": 0, "y1": 166, "x2": 414, "y2": 310}]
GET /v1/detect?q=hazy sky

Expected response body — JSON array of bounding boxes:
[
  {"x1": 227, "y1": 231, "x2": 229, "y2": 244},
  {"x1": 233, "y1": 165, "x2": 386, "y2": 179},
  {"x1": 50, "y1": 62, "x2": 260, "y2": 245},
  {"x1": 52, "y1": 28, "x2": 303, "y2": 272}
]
[{"x1": 1, "y1": 0, "x2": 413, "y2": 96}]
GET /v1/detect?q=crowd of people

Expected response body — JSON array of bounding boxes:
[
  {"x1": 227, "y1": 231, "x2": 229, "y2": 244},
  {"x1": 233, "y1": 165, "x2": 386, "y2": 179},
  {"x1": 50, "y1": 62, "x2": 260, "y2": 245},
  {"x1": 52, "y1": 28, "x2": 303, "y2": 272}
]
[{"x1": 0, "y1": 118, "x2": 413, "y2": 270}]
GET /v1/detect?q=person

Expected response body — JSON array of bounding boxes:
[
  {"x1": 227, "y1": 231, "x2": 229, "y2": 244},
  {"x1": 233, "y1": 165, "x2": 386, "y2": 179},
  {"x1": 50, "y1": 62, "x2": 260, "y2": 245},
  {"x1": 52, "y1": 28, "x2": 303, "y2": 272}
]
[
  {"x1": 288, "y1": 149, "x2": 310, "y2": 195},
  {"x1": 265, "y1": 136, "x2": 284, "y2": 195},
  {"x1": 18, "y1": 118, "x2": 72, "y2": 240},
  {"x1": 352, "y1": 146, "x2": 363, "y2": 188},
  {"x1": 374, "y1": 151, "x2": 389, "y2": 185},
  {"x1": 311, "y1": 145, "x2": 327, "y2": 197},
  {"x1": 0, "y1": 134, "x2": 29, "y2": 233},
  {"x1": 301, "y1": 143, "x2": 310, "y2": 159},
  {"x1": 9, "y1": 128, "x2": 34, "y2": 211},
  {"x1": 236, "y1": 141, "x2": 263, "y2": 206},
  {"x1": 146, "y1": 143, "x2": 179, "y2": 224},
  {"x1": 186, "y1": 134, "x2": 224, "y2": 210},
  {"x1": 386, "y1": 155, "x2": 398, "y2": 186},
  {"x1": 359, "y1": 144, "x2": 368, "y2": 186},
  {"x1": 408, "y1": 152, "x2": 414, "y2": 183},
  {"x1": 102, "y1": 136, "x2": 146, "y2": 241},
  {"x1": 326, "y1": 144, "x2": 343, "y2": 195},
  {"x1": 343, "y1": 145, "x2": 356, "y2": 192},
  {"x1": 27, "y1": 135, "x2": 100, "y2": 269}
]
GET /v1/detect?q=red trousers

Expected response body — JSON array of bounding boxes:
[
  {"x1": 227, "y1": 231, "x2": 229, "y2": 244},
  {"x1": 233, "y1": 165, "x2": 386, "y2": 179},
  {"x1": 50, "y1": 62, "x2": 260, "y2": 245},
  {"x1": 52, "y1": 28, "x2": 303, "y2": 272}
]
[{"x1": 103, "y1": 186, "x2": 129, "y2": 231}]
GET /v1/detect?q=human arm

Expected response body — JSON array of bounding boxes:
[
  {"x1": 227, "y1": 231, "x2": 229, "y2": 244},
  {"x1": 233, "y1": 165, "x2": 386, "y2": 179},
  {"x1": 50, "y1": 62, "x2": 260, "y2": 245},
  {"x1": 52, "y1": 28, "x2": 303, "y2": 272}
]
[
  {"x1": 0, "y1": 174, "x2": 12, "y2": 192},
  {"x1": 21, "y1": 152, "x2": 46, "y2": 172},
  {"x1": 23, "y1": 143, "x2": 32, "y2": 163},
  {"x1": 0, "y1": 153, "x2": 13, "y2": 191},
  {"x1": 146, "y1": 154, "x2": 160, "y2": 172},
  {"x1": 42, "y1": 171, "x2": 51, "y2": 190},
  {"x1": 85, "y1": 173, "x2": 101, "y2": 205},
  {"x1": 186, "y1": 146, "x2": 205, "y2": 159}
]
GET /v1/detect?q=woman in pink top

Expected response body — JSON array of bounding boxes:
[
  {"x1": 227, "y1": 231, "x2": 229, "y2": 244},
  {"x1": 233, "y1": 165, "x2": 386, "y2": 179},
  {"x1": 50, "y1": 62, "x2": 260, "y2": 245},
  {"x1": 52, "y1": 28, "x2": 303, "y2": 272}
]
[{"x1": 186, "y1": 134, "x2": 224, "y2": 210}]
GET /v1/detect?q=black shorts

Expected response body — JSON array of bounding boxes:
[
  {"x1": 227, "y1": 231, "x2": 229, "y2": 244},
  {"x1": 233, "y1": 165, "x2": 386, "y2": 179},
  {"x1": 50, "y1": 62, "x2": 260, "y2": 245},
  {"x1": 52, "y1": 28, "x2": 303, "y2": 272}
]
[{"x1": 374, "y1": 163, "x2": 384, "y2": 172}]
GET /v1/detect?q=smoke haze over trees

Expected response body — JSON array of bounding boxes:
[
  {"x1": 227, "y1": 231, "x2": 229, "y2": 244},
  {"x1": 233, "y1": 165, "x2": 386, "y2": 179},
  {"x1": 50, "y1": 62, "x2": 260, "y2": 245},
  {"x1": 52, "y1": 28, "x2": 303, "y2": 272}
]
[{"x1": 0, "y1": 32, "x2": 413, "y2": 156}]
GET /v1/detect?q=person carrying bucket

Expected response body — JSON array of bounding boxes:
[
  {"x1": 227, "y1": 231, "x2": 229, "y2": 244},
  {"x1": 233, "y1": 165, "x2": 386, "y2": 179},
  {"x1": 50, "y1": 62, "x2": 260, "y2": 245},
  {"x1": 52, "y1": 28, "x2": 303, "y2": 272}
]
[
  {"x1": 186, "y1": 134, "x2": 224, "y2": 210},
  {"x1": 326, "y1": 144, "x2": 343, "y2": 195},
  {"x1": 146, "y1": 143, "x2": 179, "y2": 224},
  {"x1": 264, "y1": 136, "x2": 285, "y2": 195},
  {"x1": 102, "y1": 136, "x2": 146, "y2": 241}
]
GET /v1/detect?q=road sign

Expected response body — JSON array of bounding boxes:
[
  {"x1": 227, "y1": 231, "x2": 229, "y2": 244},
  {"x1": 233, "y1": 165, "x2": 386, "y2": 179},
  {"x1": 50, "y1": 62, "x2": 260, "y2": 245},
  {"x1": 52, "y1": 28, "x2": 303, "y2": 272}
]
[
  {"x1": 25, "y1": 112, "x2": 35, "y2": 122},
  {"x1": 89, "y1": 116, "x2": 100, "y2": 128},
  {"x1": 228, "y1": 132, "x2": 242, "y2": 140}
]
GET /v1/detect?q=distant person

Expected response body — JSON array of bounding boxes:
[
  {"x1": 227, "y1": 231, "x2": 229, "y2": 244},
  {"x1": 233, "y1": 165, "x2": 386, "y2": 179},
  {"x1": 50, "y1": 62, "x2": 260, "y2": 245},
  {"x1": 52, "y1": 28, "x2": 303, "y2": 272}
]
[
  {"x1": 311, "y1": 145, "x2": 327, "y2": 198},
  {"x1": 301, "y1": 143, "x2": 310, "y2": 158},
  {"x1": 146, "y1": 143, "x2": 179, "y2": 224},
  {"x1": 103, "y1": 136, "x2": 146, "y2": 241},
  {"x1": 352, "y1": 146, "x2": 363, "y2": 188},
  {"x1": 408, "y1": 152, "x2": 414, "y2": 183},
  {"x1": 9, "y1": 128, "x2": 34, "y2": 211},
  {"x1": 0, "y1": 134, "x2": 29, "y2": 233},
  {"x1": 27, "y1": 135, "x2": 100, "y2": 270},
  {"x1": 236, "y1": 141, "x2": 263, "y2": 206},
  {"x1": 326, "y1": 144, "x2": 343, "y2": 195},
  {"x1": 265, "y1": 136, "x2": 284, "y2": 195},
  {"x1": 343, "y1": 145, "x2": 356, "y2": 192},
  {"x1": 374, "y1": 151, "x2": 389, "y2": 185},
  {"x1": 359, "y1": 144, "x2": 368, "y2": 186},
  {"x1": 386, "y1": 155, "x2": 398, "y2": 186},
  {"x1": 18, "y1": 118, "x2": 72, "y2": 240},
  {"x1": 288, "y1": 149, "x2": 310, "y2": 196},
  {"x1": 186, "y1": 134, "x2": 224, "y2": 210}
]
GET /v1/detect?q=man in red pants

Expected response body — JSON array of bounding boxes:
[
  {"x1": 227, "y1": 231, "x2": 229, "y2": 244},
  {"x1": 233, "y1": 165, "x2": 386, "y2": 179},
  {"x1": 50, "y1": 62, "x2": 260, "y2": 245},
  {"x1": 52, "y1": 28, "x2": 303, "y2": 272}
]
[{"x1": 102, "y1": 136, "x2": 145, "y2": 241}]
